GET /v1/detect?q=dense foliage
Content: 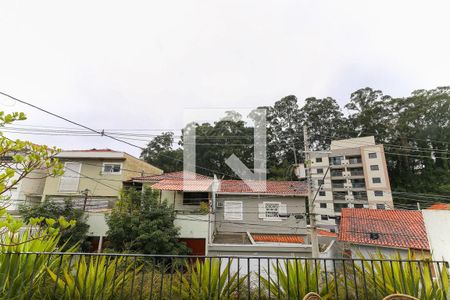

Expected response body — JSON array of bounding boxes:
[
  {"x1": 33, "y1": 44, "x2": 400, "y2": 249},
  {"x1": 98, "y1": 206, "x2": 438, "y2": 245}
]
[
  {"x1": 106, "y1": 188, "x2": 189, "y2": 255},
  {"x1": 20, "y1": 199, "x2": 90, "y2": 251},
  {"x1": 141, "y1": 87, "x2": 450, "y2": 206}
]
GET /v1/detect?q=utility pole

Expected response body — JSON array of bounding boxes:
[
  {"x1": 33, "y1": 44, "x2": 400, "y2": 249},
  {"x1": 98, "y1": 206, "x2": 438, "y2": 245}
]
[
  {"x1": 304, "y1": 126, "x2": 319, "y2": 257},
  {"x1": 81, "y1": 188, "x2": 90, "y2": 212}
]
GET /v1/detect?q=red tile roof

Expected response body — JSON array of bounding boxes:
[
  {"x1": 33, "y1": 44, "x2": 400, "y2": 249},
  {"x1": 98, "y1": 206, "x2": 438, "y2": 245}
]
[
  {"x1": 219, "y1": 180, "x2": 307, "y2": 196},
  {"x1": 317, "y1": 229, "x2": 337, "y2": 237},
  {"x1": 426, "y1": 203, "x2": 450, "y2": 210},
  {"x1": 151, "y1": 179, "x2": 214, "y2": 192},
  {"x1": 339, "y1": 208, "x2": 429, "y2": 250},
  {"x1": 133, "y1": 171, "x2": 211, "y2": 182},
  {"x1": 252, "y1": 234, "x2": 305, "y2": 244},
  {"x1": 65, "y1": 148, "x2": 116, "y2": 152}
]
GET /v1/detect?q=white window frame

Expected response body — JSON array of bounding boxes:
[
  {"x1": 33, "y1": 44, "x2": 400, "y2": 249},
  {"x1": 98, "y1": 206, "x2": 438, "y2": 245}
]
[
  {"x1": 59, "y1": 162, "x2": 82, "y2": 193},
  {"x1": 102, "y1": 162, "x2": 123, "y2": 175},
  {"x1": 261, "y1": 201, "x2": 287, "y2": 221},
  {"x1": 224, "y1": 201, "x2": 243, "y2": 221}
]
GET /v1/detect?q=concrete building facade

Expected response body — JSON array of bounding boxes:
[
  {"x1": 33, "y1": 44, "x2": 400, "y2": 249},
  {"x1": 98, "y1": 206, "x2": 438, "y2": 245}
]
[{"x1": 310, "y1": 136, "x2": 394, "y2": 231}]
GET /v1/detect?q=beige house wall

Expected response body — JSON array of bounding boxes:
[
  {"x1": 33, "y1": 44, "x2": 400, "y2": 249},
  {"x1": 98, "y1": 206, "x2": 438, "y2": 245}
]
[{"x1": 123, "y1": 153, "x2": 162, "y2": 179}]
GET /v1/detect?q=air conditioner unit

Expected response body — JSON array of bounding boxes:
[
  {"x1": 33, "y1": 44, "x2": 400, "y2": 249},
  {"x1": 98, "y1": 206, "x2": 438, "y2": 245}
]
[{"x1": 216, "y1": 200, "x2": 224, "y2": 208}]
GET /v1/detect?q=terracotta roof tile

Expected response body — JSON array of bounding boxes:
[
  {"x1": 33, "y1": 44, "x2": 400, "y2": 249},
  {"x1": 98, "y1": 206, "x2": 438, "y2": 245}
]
[
  {"x1": 338, "y1": 208, "x2": 429, "y2": 250},
  {"x1": 64, "y1": 148, "x2": 116, "y2": 152},
  {"x1": 219, "y1": 180, "x2": 307, "y2": 196},
  {"x1": 426, "y1": 203, "x2": 450, "y2": 210},
  {"x1": 317, "y1": 229, "x2": 337, "y2": 237},
  {"x1": 252, "y1": 234, "x2": 304, "y2": 244},
  {"x1": 151, "y1": 178, "x2": 214, "y2": 192}
]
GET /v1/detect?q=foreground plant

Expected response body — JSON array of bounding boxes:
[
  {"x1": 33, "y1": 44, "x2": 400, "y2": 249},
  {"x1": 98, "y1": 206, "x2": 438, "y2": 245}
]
[
  {"x1": 174, "y1": 258, "x2": 247, "y2": 299},
  {"x1": 260, "y1": 259, "x2": 334, "y2": 299},
  {"x1": 47, "y1": 255, "x2": 142, "y2": 300},
  {"x1": 0, "y1": 212, "x2": 76, "y2": 299},
  {"x1": 354, "y1": 251, "x2": 448, "y2": 300}
]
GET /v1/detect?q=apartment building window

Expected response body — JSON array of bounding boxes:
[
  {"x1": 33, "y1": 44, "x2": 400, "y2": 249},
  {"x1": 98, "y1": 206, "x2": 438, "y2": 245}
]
[
  {"x1": 334, "y1": 203, "x2": 348, "y2": 212},
  {"x1": 376, "y1": 204, "x2": 386, "y2": 210},
  {"x1": 319, "y1": 191, "x2": 326, "y2": 196},
  {"x1": 333, "y1": 191, "x2": 347, "y2": 200},
  {"x1": 317, "y1": 168, "x2": 324, "y2": 174},
  {"x1": 370, "y1": 165, "x2": 379, "y2": 171},
  {"x1": 183, "y1": 192, "x2": 209, "y2": 205},
  {"x1": 318, "y1": 179, "x2": 325, "y2": 186},
  {"x1": 368, "y1": 152, "x2": 377, "y2": 159},
  {"x1": 316, "y1": 157, "x2": 322, "y2": 163},
  {"x1": 321, "y1": 215, "x2": 329, "y2": 220},
  {"x1": 59, "y1": 162, "x2": 82, "y2": 192},
  {"x1": 224, "y1": 201, "x2": 243, "y2": 220},
  {"x1": 320, "y1": 203, "x2": 327, "y2": 208},
  {"x1": 372, "y1": 177, "x2": 381, "y2": 184},
  {"x1": 354, "y1": 204, "x2": 364, "y2": 208},
  {"x1": 102, "y1": 163, "x2": 122, "y2": 174},
  {"x1": 374, "y1": 190, "x2": 384, "y2": 196}
]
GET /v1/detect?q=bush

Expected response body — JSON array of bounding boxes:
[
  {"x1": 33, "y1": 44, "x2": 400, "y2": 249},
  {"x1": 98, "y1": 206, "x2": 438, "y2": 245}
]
[
  {"x1": 106, "y1": 188, "x2": 189, "y2": 255},
  {"x1": 20, "y1": 199, "x2": 90, "y2": 251}
]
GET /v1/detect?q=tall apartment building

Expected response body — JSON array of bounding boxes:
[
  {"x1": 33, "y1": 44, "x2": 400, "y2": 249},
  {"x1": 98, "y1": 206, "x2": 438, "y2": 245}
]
[{"x1": 310, "y1": 136, "x2": 393, "y2": 231}]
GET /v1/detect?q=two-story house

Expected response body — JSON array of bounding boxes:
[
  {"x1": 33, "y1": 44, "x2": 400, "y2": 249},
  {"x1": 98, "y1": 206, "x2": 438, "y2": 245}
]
[
  {"x1": 42, "y1": 149, "x2": 162, "y2": 249},
  {"x1": 133, "y1": 172, "x2": 312, "y2": 257}
]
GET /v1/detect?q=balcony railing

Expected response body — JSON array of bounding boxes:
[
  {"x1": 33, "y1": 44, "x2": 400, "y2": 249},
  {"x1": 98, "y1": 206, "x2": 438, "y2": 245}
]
[
  {"x1": 350, "y1": 170, "x2": 364, "y2": 176},
  {"x1": 332, "y1": 182, "x2": 345, "y2": 188},
  {"x1": 1, "y1": 252, "x2": 447, "y2": 300},
  {"x1": 352, "y1": 183, "x2": 366, "y2": 188},
  {"x1": 330, "y1": 171, "x2": 344, "y2": 177},
  {"x1": 348, "y1": 158, "x2": 362, "y2": 164}
]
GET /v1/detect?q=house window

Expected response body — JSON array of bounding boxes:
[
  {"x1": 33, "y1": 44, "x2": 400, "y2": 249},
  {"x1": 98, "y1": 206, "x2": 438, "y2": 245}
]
[
  {"x1": 317, "y1": 168, "x2": 324, "y2": 174},
  {"x1": 259, "y1": 202, "x2": 287, "y2": 220},
  {"x1": 316, "y1": 157, "x2": 322, "y2": 163},
  {"x1": 183, "y1": 192, "x2": 209, "y2": 205},
  {"x1": 102, "y1": 163, "x2": 122, "y2": 174},
  {"x1": 59, "y1": 162, "x2": 82, "y2": 192},
  {"x1": 372, "y1": 177, "x2": 381, "y2": 184},
  {"x1": 376, "y1": 204, "x2": 386, "y2": 210},
  {"x1": 319, "y1": 191, "x2": 326, "y2": 197},
  {"x1": 374, "y1": 190, "x2": 384, "y2": 197},
  {"x1": 224, "y1": 201, "x2": 243, "y2": 220},
  {"x1": 320, "y1": 203, "x2": 327, "y2": 208},
  {"x1": 370, "y1": 165, "x2": 379, "y2": 171},
  {"x1": 368, "y1": 152, "x2": 377, "y2": 159},
  {"x1": 321, "y1": 215, "x2": 328, "y2": 220},
  {"x1": 354, "y1": 204, "x2": 364, "y2": 208}
]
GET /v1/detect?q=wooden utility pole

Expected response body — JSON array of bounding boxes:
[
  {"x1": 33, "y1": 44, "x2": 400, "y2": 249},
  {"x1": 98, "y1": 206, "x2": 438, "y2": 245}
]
[
  {"x1": 304, "y1": 126, "x2": 319, "y2": 257},
  {"x1": 82, "y1": 188, "x2": 90, "y2": 211}
]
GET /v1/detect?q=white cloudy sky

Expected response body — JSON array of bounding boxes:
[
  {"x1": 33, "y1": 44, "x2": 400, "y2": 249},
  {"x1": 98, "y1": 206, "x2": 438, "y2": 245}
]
[{"x1": 1, "y1": 0, "x2": 449, "y2": 157}]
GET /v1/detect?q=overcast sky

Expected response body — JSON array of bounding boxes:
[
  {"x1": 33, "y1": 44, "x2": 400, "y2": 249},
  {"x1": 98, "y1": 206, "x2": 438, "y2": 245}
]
[{"x1": 1, "y1": 0, "x2": 449, "y2": 157}]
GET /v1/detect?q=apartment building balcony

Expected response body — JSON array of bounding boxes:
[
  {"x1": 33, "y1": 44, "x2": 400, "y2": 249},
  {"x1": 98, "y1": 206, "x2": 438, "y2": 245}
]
[
  {"x1": 348, "y1": 168, "x2": 364, "y2": 178},
  {"x1": 331, "y1": 180, "x2": 346, "y2": 189},
  {"x1": 351, "y1": 179, "x2": 366, "y2": 189},
  {"x1": 333, "y1": 203, "x2": 348, "y2": 213},
  {"x1": 330, "y1": 169, "x2": 345, "y2": 178},
  {"x1": 332, "y1": 192, "x2": 347, "y2": 201},
  {"x1": 352, "y1": 191, "x2": 368, "y2": 201}
]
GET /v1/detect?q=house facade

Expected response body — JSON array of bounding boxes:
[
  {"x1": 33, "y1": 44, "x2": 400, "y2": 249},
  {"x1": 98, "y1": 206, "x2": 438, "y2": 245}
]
[
  {"x1": 338, "y1": 208, "x2": 430, "y2": 259},
  {"x1": 209, "y1": 180, "x2": 311, "y2": 257},
  {"x1": 309, "y1": 136, "x2": 394, "y2": 231},
  {"x1": 41, "y1": 149, "x2": 162, "y2": 247},
  {"x1": 134, "y1": 173, "x2": 313, "y2": 257}
]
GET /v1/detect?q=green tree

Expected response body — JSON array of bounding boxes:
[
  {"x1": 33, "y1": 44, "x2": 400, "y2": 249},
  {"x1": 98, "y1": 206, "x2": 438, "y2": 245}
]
[
  {"x1": 300, "y1": 97, "x2": 347, "y2": 150},
  {"x1": 20, "y1": 199, "x2": 90, "y2": 250},
  {"x1": 140, "y1": 132, "x2": 183, "y2": 172},
  {"x1": 106, "y1": 188, "x2": 189, "y2": 254}
]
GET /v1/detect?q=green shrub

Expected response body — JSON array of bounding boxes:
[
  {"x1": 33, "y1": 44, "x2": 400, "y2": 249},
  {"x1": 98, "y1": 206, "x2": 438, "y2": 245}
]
[
  {"x1": 174, "y1": 258, "x2": 247, "y2": 299},
  {"x1": 47, "y1": 255, "x2": 142, "y2": 300}
]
